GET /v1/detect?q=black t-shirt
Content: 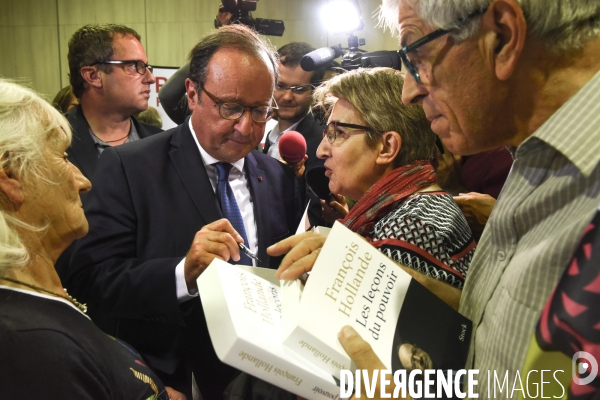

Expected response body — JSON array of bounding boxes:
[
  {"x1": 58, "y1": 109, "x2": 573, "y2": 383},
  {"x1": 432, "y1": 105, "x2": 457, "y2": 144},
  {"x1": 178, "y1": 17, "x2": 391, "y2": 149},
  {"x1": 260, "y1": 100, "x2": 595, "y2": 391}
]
[{"x1": 0, "y1": 287, "x2": 168, "y2": 399}]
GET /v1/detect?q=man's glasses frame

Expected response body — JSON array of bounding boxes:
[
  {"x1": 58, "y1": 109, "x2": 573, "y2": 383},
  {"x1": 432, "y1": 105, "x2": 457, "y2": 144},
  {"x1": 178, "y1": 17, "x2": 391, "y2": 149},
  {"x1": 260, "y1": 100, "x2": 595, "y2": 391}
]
[
  {"x1": 275, "y1": 82, "x2": 313, "y2": 94},
  {"x1": 399, "y1": 7, "x2": 488, "y2": 84},
  {"x1": 201, "y1": 85, "x2": 278, "y2": 123},
  {"x1": 90, "y1": 60, "x2": 153, "y2": 75},
  {"x1": 323, "y1": 121, "x2": 372, "y2": 144}
]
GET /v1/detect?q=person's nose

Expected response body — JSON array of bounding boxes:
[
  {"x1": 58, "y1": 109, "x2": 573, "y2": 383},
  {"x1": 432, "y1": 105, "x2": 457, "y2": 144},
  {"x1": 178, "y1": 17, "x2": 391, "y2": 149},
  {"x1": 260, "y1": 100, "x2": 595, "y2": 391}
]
[
  {"x1": 401, "y1": 72, "x2": 427, "y2": 106},
  {"x1": 144, "y1": 68, "x2": 156, "y2": 85},
  {"x1": 316, "y1": 135, "x2": 331, "y2": 159},
  {"x1": 74, "y1": 166, "x2": 92, "y2": 194},
  {"x1": 281, "y1": 88, "x2": 295, "y2": 102},
  {"x1": 234, "y1": 109, "x2": 254, "y2": 137}
]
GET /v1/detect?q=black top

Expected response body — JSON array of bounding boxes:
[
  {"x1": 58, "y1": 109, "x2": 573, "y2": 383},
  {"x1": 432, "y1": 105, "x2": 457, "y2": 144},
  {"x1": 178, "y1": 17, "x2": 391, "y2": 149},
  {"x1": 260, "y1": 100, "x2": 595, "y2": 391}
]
[{"x1": 0, "y1": 287, "x2": 168, "y2": 399}]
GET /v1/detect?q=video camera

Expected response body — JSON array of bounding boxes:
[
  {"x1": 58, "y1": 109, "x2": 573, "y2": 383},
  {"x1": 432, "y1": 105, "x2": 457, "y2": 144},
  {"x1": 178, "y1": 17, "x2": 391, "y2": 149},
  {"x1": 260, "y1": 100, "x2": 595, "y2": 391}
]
[
  {"x1": 301, "y1": 33, "x2": 401, "y2": 72},
  {"x1": 219, "y1": 0, "x2": 285, "y2": 36}
]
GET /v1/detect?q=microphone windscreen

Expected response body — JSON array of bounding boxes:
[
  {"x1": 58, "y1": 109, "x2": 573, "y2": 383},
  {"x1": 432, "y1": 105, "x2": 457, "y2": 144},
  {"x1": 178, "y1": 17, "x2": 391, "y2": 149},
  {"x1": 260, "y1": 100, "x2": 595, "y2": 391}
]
[
  {"x1": 278, "y1": 130, "x2": 307, "y2": 163},
  {"x1": 306, "y1": 166, "x2": 331, "y2": 200}
]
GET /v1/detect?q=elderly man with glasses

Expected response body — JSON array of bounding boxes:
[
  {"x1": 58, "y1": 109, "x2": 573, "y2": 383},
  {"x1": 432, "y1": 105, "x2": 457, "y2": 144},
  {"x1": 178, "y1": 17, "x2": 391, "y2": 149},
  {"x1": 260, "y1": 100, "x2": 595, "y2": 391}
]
[
  {"x1": 63, "y1": 24, "x2": 305, "y2": 399},
  {"x1": 301, "y1": 0, "x2": 600, "y2": 397}
]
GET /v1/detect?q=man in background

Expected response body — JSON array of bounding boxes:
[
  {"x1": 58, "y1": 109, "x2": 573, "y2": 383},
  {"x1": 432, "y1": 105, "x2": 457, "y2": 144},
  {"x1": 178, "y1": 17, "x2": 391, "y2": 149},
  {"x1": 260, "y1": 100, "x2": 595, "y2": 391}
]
[
  {"x1": 66, "y1": 23, "x2": 161, "y2": 179},
  {"x1": 65, "y1": 25, "x2": 304, "y2": 399},
  {"x1": 264, "y1": 42, "x2": 328, "y2": 226}
]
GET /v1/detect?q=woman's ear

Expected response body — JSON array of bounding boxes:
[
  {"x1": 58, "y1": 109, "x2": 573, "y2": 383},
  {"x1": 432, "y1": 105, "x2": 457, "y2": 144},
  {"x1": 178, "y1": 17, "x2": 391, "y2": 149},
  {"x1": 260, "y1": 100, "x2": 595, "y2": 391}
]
[
  {"x1": 376, "y1": 131, "x2": 402, "y2": 166},
  {"x1": 0, "y1": 168, "x2": 24, "y2": 208}
]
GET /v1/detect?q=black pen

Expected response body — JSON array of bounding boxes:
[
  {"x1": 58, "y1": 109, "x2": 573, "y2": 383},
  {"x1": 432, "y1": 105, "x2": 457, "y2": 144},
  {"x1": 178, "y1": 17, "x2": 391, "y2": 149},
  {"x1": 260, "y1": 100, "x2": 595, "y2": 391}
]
[{"x1": 238, "y1": 243, "x2": 261, "y2": 263}]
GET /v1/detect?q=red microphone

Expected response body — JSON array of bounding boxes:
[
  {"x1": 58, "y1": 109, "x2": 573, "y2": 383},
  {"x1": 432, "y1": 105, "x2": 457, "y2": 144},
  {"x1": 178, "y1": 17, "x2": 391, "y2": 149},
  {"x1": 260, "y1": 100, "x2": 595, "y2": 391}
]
[{"x1": 278, "y1": 130, "x2": 307, "y2": 163}]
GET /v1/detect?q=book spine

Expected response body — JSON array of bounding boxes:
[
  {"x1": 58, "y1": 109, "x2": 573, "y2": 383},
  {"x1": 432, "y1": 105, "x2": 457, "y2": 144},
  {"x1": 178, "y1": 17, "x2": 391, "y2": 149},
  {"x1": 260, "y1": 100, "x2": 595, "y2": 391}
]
[
  {"x1": 283, "y1": 326, "x2": 350, "y2": 377},
  {"x1": 224, "y1": 339, "x2": 342, "y2": 400}
]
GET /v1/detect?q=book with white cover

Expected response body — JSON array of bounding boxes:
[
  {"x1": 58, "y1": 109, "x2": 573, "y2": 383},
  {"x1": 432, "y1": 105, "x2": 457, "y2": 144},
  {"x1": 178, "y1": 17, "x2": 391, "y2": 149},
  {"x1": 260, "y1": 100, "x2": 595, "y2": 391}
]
[
  {"x1": 281, "y1": 221, "x2": 472, "y2": 378},
  {"x1": 198, "y1": 222, "x2": 471, "y2": 397},
  {"x1": 197, "y1": 262, "x2": 342, "y2": 400}
]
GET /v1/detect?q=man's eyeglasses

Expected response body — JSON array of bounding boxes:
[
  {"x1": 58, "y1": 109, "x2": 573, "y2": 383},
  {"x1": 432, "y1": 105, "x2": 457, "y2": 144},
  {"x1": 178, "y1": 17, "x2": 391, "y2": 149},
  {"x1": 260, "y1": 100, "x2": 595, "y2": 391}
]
[
  {"x1": 201, "y1": 86, "x2": 278, "y2": 123},
  {"x1": 399, "y1": 7, "x2": 488, "y2": 84},
  {"x1": 275, "y1": 82, "x2": 313, "y2": 94},
  {"x1": 90, "y1": 60, "x2": 153, "y2": 75},
  {"x1": 322, "y1": 121, "x2": 371, "y2": 144}
]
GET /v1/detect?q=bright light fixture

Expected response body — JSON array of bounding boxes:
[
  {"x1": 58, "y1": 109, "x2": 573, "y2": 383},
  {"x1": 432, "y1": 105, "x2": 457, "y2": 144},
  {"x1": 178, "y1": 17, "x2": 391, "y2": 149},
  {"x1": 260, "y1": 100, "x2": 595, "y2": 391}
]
[{"x1": 320, "y1": 0, "x2": 362, "y2": 34}]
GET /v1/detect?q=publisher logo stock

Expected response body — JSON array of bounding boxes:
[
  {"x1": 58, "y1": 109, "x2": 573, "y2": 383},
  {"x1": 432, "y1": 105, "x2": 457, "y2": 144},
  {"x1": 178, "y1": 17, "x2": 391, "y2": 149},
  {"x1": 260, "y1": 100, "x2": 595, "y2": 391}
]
[{"x1": 573, "y1": 351, "x2": 598, "y2": 386}]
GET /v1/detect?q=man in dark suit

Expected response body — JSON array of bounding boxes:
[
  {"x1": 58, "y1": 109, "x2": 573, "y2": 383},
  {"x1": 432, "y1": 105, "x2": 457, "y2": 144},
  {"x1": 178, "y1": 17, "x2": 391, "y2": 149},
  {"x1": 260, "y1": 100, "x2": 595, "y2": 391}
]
[
  {"x1": 65, "y1": 24, "x2": 162, "y2": 178},
  {"x1": 263, "y1": 42, "x2": 328, "y2": 227},
  {"x1": 56, "y1": 24, "x2": 162, "y2": 279},
  {"x1": 65, "y1": 25, "x2": 304, "y2": 399}
]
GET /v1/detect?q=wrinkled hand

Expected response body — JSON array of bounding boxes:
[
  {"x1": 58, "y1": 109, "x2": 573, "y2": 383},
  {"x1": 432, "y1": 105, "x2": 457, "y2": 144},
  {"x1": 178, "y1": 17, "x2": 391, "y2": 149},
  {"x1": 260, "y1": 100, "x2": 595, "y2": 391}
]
[
  {"x1": 268, "y1": 231, "x2": 327, "y2": 280},
  {"x1": 338, "y1": 326, "x2": 398, "y2": 399},
  {"x1": 184, "y1": 218, "x2": 243, "y2": 290},
  {"x1": 321, "y1": 194, "x2": 348, "y2": 224},
  {"x1": 434, "y1": 145, "x2": 464, "y2": 194},
  {"x1": 279, "y1": 155, "x2": 308, "y2": 178},
  {"x1": 165, "y1": 386, "x2": 187, "y2": 400},
  {"x1": 454, "y1": 192, "x2": 496, "y2": 226}
]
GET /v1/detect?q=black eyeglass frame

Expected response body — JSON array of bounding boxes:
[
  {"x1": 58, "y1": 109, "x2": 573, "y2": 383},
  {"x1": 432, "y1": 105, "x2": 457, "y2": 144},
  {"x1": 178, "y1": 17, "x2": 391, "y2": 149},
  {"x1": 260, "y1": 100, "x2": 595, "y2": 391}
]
[
  {"x1": 201, "y1": 85, "x2": 278, "y2": 123},
  {"x1": 274, "y1": 83, "x2": 314, "y2": 94},
  {"x1": 90, "y1": 60, "x2": 153, "y2": 75},
  {"x1": 399, "y1": 7, "x2": 488, "y2": 84},
  {"x1": 322, "y1": 121, "x2": 373, "y2": 144}
]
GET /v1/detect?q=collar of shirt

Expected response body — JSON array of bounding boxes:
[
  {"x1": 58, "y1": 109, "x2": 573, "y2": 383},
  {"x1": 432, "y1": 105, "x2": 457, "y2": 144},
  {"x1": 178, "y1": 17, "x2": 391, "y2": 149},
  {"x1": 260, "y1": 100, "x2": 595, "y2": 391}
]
[
  {"x1": 522, "y1": 70, "x2": 600, "y2": 176},
  {"x1": 188, "y1": 118, "x2": 245, "y2": 188},
  {"x1": 267, "y1": 111, "x2": 309, "y2": 144}
]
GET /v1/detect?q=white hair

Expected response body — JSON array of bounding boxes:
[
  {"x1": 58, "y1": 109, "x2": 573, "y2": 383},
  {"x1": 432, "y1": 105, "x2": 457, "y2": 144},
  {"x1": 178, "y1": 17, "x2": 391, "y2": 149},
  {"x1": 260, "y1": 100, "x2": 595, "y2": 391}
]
[
  {"x1": 377, "y1": 0, "x2": 600, "y2": 52},
  {"x1": 0, "y1": 79, "x2": 72, "y2": 271}
]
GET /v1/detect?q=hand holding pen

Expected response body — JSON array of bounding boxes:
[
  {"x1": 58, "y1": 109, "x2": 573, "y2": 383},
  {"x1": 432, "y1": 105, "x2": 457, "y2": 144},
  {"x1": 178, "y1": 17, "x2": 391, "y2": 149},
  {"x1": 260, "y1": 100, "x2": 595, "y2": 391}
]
[{"x1": 183, "y1": 218, "x2": 258, "y2": 291}]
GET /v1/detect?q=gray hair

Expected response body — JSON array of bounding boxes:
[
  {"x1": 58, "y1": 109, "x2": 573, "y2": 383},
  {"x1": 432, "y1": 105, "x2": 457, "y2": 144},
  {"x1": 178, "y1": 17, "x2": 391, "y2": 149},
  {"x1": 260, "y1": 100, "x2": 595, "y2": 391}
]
[
  {"x1": 378, "y1": 0, "x2": 600, "y2": 52},
  {"x1": 313, "y1": 68, "x2": 436, "y2": 168},
  {"x1": 0, "y1": 79, "x2": 71, "y2": 271}
]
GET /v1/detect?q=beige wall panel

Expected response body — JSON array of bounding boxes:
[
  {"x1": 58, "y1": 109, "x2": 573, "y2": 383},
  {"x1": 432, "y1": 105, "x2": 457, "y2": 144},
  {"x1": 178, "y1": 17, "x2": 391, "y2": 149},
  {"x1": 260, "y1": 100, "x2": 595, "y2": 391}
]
[
  {"x1": 57, "y1": 0, "x2": 147, "y2": 25},
  {"x1": 0, "y1": 0, "x2": 57, "y2": 27},
  {"x1": 146, "y1": 0, "x2": 215, "y2": 23},
  {"x1": 58, "y1": 23, "x2": 147, "y2": 88},
  {"x1": 146, "y1": 21, "x2": 216, "y2": 67},
  {"x1": 0, "y1": 26, "x2": 61, "y2": 97}
]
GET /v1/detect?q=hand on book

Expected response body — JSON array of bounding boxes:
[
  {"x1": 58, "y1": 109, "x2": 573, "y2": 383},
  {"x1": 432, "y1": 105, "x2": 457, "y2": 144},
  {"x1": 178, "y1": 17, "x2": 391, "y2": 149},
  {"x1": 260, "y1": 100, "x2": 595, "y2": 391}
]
[
  {"x1": 269, "y1": 231, "x2": 326, "y2": 279},
  {"x1": 339, "y1": 326, "x2": 398, "y2": 399},
  {"x1": 184, "y1": 218, "x2": 244, "y2": 290}
]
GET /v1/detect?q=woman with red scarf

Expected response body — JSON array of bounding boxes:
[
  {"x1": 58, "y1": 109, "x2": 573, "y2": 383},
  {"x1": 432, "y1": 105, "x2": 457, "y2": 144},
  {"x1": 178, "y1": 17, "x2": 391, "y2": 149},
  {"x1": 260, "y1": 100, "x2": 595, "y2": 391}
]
[{"x1": 272, "y1": 68, "x2": 476, "y2": 300}]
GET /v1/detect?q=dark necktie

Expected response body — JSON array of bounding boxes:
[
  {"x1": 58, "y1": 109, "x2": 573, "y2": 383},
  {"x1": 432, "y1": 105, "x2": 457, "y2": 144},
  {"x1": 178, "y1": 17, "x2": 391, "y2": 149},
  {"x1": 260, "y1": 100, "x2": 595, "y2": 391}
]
[{"x1": 215, "y1": 162, "x2": 252, "y2": 265}]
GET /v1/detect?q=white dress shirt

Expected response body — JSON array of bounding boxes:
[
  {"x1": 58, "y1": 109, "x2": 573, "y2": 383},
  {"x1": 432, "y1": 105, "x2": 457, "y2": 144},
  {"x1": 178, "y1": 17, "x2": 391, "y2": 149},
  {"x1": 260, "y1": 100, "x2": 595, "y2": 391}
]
[
  {"x1": 265, "y1": 114, "x2": 306, "y2": 159},
  {"x1": 175, "y1": 119, "x2": 258, "y2": 301}
]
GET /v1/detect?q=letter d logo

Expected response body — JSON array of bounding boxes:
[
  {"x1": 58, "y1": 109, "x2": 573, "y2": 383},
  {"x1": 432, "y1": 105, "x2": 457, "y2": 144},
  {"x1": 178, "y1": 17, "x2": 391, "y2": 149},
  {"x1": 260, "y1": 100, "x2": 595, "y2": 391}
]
[{"x1": 572, "y1": 351, "x2": 598, "y2": 386}]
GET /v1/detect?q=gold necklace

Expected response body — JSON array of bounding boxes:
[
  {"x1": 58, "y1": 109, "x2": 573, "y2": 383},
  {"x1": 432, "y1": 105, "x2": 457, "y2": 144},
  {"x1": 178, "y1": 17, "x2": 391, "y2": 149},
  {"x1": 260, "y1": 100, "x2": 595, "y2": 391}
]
[
  {"x1": 89, "y1": 129, "x2": 130, "y2": 144},
  {"x1": 0, "y1": 276, "x2": 87, "y2": 314}
]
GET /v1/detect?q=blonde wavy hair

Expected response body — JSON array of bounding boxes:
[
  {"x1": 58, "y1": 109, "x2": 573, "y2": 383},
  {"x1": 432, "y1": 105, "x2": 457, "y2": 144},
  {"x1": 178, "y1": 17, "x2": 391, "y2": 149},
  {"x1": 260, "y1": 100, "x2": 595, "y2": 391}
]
[{"x1": 0, "y1": 79, "x2": 72, "y2": 271}]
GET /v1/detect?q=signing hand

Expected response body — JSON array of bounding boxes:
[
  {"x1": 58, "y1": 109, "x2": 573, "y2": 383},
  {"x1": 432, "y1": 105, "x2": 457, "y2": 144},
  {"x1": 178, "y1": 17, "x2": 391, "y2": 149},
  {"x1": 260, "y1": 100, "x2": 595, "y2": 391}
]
[
  {"x1": 268, "y1": 231, "x2": 327, "y2": 280},
  {"x1": 184, "y1": 218, "x2": 243, "y2": 290}
]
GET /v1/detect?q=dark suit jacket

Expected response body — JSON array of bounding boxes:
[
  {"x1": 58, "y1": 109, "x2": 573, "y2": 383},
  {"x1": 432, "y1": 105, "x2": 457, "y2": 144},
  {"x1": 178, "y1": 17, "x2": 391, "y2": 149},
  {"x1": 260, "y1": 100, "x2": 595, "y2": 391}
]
[
  {"x1": 66, "y1": 120, "x2": 304, "y2": 397},
  {"x1": 264, "y1": 113, "x2": 326, "y2": 227},
  {"x1": 65, "y1": 104, "x2": 162, "y2": 179},
  {"x1": 56, "y1": 105, "x2": 162, "y2": 281}
]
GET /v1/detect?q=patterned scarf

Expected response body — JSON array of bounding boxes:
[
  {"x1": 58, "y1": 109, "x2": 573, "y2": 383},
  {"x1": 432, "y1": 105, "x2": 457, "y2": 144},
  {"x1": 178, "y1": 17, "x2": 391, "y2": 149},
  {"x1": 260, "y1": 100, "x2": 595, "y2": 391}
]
[{"x1": 341, "y1": 160, "x2": 437, "y2": 238}]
